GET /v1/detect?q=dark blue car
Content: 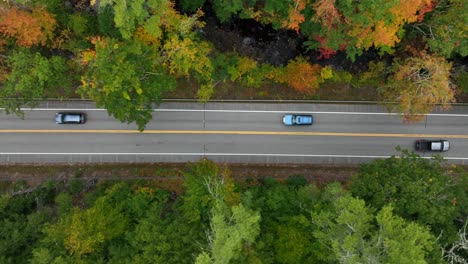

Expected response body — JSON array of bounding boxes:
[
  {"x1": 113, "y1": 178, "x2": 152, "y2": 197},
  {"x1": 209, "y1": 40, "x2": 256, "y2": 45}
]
[{"x1": 282, "y1": 114, "x2": 313, "y2": 126}]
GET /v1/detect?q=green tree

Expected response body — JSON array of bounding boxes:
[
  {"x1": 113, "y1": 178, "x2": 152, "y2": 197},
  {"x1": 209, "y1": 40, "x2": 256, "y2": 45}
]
[
  {"x1": 31, "y1": 183, "x2": 135, "y2": 262},
  {"x1": 79, "y1": 37, "x2": 175, "y2": 131},
  {"x1": 241, "y1": 177, "x2": 322, "y2": 263},
  {"x1": 312, "y1": 183, "x2": 437, "y2": 264},
  {"x1": 107, "y1": 187, "x2": 204, "y2": 264},
  {"x1": 188, "y1": 159, "x2": 260, "y2": 264},
  {"x1": 0, "y1": 49, "x2": 71, "y2": 117},
  {"x1": 180, "y1": 159, "x2": 220, "y2": 224},
  {"x1": 196, "y1": 200, "x2": 261, "y2": 264},
  {"x1": 46, "y1": 193, "x2": 129, "y2": 256},
  {"x1": 441, "y1": 219, "x2": 468, "y2": 264},
  {"x1": 349, "y1": 151, "x2": 468, "y2": 244},
  {"x1": 415, "y1": 0, "x2": 468, "y2": 58},
  {"x1": 180, "y1": 0, "x2": 206, "y2": 12},
  {"x1": 96, "y1": 0, "x2": 148, "y2": 39},
  {"x1": 92, "y1": 0, "x2": 214, "y2": 102},
  {"x1": 210, "y1": 0, "x2": 244, "y2": 22},
  {"x1": 273, "y1": 215, "x2": 315, "y2": 264},
  {"x1": 0, "y1": 182, "x2": 57, "y2": 264}
]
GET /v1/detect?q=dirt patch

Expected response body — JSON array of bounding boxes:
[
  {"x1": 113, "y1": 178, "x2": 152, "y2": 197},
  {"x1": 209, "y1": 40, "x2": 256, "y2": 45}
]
[
  {"x1": 202, "y1": 16, "x2": 302, "y2": 66},
  {"x1": 0, "y1": 163, "x2": 359, "y2": 192}
]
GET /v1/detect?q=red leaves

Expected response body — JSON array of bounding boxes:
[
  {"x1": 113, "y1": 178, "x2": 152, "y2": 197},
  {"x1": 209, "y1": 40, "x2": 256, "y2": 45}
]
[
  {"x1": 417, "y1": 1, "x2": 435, "y2": 22},
  {"x1": 314, "y1": 35, "x2": 338, "y2": 60}
]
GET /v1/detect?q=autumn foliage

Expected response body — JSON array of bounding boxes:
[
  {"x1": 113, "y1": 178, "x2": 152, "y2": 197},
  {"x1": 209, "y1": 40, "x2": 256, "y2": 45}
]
[
  {"x1": 380, "y1": 52, "x2": 455, "y2": 121},
  {"x1": 312, "y1": 0, "x2": 342, "y2": 29},
  {"x1": 282, "y1": 0, "x2": 307, "y2": 32},
  {"x1": 0, "y1": 6, "x2": 56, "y2": 47},
  {"x1": 310, "y1": 0, "x2": 436, "y2": 60},
  {"x1": 274, "y1": 58, "x2": 322, "y2": 93}
]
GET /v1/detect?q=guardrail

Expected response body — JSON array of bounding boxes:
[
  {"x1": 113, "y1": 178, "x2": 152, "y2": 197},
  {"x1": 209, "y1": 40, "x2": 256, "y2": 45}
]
[{"x1": 1, "y1": 98, "x2": 468, "y2": 106}]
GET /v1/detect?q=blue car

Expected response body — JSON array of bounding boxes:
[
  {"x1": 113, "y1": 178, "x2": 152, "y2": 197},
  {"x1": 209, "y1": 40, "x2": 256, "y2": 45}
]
[{"x1": 282, "y1": 114, "x2": 313, "y2": 126}]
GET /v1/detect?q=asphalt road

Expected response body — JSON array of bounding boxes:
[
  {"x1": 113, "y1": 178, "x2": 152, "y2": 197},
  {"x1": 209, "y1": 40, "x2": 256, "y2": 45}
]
[{"x1": 0, "y1": 101, "x2": 467, "y2": 164}]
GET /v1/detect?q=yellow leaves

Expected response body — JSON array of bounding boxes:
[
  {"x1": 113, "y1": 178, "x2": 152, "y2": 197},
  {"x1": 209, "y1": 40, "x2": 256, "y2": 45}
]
[
  {"x1": 80, "y1": 37, "x2": 108, "y2": 65},
  {"x1": 134, "y1": 26, "x2": 161, "y2": 46},
  {"x1": 320, "y1": 66, "x2": 333, "y2": 80},
  {"x1": 178, "y1": 8, "x2": 205, "y2": 36},
  {"x1": 237, "y1": 57, "x2": 257, "y2": 74},
  {"x1": 51, "y1": 28, "x2": 72, "y2": 50},
  {"x1": 451, "y1": 198, "x2": 457, "y2": 206},
  {"x1": 136, "y1": 186, "x2": 154, "y2": 196},
  {"x1": 244, "y1": 7, "x2": 263, "y2": 21},
  {"x1": 163, "y1": 36, "x2": 196, "y2": 76},
  {"x1": 229, "y1": 57, "x2": 257, "y2": 81},
  {"x1": 163, "y1": 36, "x2": 213, "y2": 83},
  {"x1": 121, "y1": 86, "x2": 142, "y2": 100},
  {"x1": 62, "y1": 208, "x2": 106, "y2": 256},
  {"x1": 381, "y1": 53, "x2": 455, "y2": 121},
  {"x1": 81, "y1": 50, "x2": 96, "y2": 65},
  {"x1": 122, "y1": 91, "x2": 131, "y2": 100},
  {"x1": 135, "y1": 87, "x2": 143, "y2": 95},
  {"x1": 372, "y1": 21, "x2": 399, "y2": 47}
]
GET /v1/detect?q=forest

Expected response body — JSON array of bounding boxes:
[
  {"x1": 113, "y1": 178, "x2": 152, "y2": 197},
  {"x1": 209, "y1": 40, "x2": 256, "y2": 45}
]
[
  {"x1": 0, "y1": 0, "x2": 467, "y2": 130},
  {"x1": 0, "y1": 152, "x2": 467, "y2": 263},
  {"x1": 1, "y1": 2, "x2": 467, "y2": 263}
]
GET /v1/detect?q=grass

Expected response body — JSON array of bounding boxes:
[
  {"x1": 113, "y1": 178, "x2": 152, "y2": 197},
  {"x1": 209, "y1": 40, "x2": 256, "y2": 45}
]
[{"x1": 164, "y1": 77, "x2": 379, "y2": 101}]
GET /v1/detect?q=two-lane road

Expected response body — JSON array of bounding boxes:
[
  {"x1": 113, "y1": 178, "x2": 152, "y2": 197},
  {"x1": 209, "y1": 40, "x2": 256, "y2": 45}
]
[{"x1": 1, "y1": 101, "x2": 467, "y2": 164}]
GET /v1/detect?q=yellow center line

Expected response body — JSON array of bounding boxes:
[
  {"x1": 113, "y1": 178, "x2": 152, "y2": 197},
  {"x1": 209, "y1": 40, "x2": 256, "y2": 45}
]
[{"x1": 0, "y1": 129, "x2": 467, "y2": 138}]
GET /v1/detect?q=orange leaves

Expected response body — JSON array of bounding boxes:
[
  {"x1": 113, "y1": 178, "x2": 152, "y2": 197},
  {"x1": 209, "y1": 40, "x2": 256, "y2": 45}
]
[
  {"x1": 392, "y1": 0, "x2": 434, "y2": 24},
  {"x1": 309, "y1": 0, "x2": 439, "y2": 59},
  {"x1": 370, "y1": 21, "x2": 400, "y2": 48},
  {"x1": 273, "y1": 57, "x2": 322, "y2": 93},
  {"x1": 134, "y1": 26, "x2": 161, "y2": 47},
  {"x1": 80, "y1": 37, "x2": 106, "y2": 66},
  {"x1": 312, "y1": 0, "x2": 342, "y2": 29},
  {"x1": 282, "y1": 0, "x2": 307, "y2": 32},
  {"x1": 0, "y1": 6, "x2": 56, "y2": 47},
  {"x1": 416, "y1": 1, "x2": 435, "y2": 22},
  {"x1": 352, "y1": 0, "x2": 437, "y2": 49}
]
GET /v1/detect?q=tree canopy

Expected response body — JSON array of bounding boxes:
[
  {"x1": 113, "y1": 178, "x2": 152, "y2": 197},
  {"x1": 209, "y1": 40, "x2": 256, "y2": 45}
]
[
  {"x1": 0, "y1": 0, "x2": 465, "y2": 127},
  {"x1": 1, "y1": 155, "x2": 467, "y2": 263},
  {"x1": 79, "y1": 37, "x2": 175, "y2": 131},
  {"x1": 350, "y1": 150, "x2": 468, "y2": 245}
]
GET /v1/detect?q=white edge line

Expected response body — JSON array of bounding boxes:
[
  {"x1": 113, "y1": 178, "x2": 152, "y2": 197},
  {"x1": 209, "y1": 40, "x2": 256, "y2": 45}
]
[
  {"x1": 9, "y1": 108, "x2": 468, "y2": 117},
  {"x1": 0, "y1": 153, "x2": 467, "y2": 160}
]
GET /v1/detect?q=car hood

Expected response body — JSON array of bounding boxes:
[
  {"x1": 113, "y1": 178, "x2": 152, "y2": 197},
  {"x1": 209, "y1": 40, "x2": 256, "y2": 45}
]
[
  {"x1": 55, "y1": 113, "x2": 62, "y2": 123},
  {"x1": 283, "y1": 115, "x2": 293, "y2": 125}
]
